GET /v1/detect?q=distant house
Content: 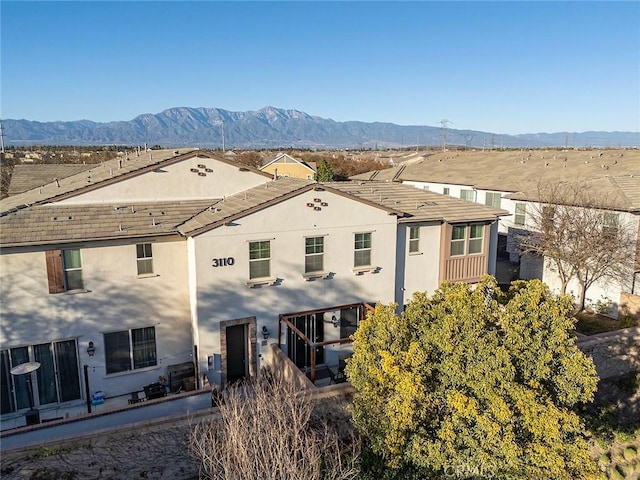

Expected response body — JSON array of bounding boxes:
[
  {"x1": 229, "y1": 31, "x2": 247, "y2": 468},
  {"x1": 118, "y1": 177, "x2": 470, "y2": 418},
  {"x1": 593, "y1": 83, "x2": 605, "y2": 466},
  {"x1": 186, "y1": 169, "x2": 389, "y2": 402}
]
[
  {"x1": 260, "y1": 153, "x2": 316, "y2": 180},
  {"x1": 1, "y1": 148, "x2": 506, "y2": 428},
  {"x1": 352, "y1": 149, "x2": 640, "y2": 316}
]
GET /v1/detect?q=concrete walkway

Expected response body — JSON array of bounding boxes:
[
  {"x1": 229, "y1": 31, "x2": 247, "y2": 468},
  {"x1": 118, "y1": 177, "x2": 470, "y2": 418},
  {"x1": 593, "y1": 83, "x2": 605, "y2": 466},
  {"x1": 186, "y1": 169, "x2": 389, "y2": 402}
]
[{"x1": 1, "y1": 389, "x2": 212, "y2": 452}]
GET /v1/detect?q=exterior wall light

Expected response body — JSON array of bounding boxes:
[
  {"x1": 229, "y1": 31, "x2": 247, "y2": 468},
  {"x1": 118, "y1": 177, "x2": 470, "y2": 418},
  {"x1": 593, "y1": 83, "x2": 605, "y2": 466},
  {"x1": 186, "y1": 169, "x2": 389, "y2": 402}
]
[
  {"x1": 262, "y1": 326, "x2": 269, "y2": 340},
  {"x1": 87, "y1": 341, "x2": 96, "y2": 357},
  {"x1": 332, "y1": 315, "x2": 339, "y2": 328}
]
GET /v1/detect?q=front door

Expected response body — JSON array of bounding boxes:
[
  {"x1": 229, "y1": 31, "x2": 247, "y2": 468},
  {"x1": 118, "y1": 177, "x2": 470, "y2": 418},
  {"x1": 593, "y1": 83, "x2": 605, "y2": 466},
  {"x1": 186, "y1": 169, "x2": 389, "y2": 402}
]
[
  {"x1": 286, "y1": 314, "x2": 324, "y2": 369},
  {"x1": 226, "y1": 324, "x2": 247, "y2": 384}
]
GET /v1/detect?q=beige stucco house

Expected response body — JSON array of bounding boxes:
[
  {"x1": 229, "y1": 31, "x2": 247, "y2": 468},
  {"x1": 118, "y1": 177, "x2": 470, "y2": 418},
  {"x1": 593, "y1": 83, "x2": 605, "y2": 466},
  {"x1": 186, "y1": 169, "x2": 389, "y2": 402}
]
[{"x1": 0, "y1": 148, "x2": 506, "y2": 428}]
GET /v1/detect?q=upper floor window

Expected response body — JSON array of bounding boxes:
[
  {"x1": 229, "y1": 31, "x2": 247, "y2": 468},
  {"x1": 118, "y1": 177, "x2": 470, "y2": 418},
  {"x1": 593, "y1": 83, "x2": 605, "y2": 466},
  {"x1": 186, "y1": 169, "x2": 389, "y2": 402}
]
[
  {"x1": 485, "y1": 192, "x2": 502, "y2": 209},
  {"x1": 249, "y1": 241, "x2": 271, "y2": 279},
  {"x1": 354, "y1": 232, "x2": 372, "y2": 267},
  {"x1": 468, "y1": 223, "x2": 484, "y2": 254},
  {"x1": 514, "y1": 203, "x2": 527, "y2": 225},
  {"x1": 603, "y1": 212, "x2": 619, "y2": 228},
  {"x1": 62, "y1": 249, "x2": 83, "y2": 290},
  {"x1": 451, "y1": 226, "x2": 467, "y2": 256},
  {"x1": 45, "y1": 249, "x2": 83, "y2": 294},
  {"x1": 443, "y1": 187, "x2": 450, "y2": 196},
  {"x1": 305, "y1": 237, "x2": 324, "y2": 273},
  {"x1": 104, "y1": 326, "x2": 157, "y2": 375},
  {"x1": 136, "y1": 243, "x2": 154, "y2": 275},
  {"x1": 422, "y1": 185, "x2": 430, "y2": 191},
  {"x1": 460, "y1": 189, "x2": 475, "y2": 202},
  {"x1": 451, "y1": 223, "x2": 485, "y2": 256},
  {"x1": 409, "y1": 226, "x2": 420, "y2": 253}
]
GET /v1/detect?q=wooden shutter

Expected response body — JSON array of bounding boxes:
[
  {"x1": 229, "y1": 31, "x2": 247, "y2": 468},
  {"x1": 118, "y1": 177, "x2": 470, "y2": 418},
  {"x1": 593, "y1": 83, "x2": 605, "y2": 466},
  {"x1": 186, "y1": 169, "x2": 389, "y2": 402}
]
[{"x1": 45, "y1": 250, "x2": 65, "y2": 294}]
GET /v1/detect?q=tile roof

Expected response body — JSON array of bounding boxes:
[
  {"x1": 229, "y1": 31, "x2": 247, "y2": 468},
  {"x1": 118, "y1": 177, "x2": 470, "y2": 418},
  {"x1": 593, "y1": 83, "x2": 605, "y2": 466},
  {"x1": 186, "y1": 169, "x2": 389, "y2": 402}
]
[
  {"x1": 351, "y1": 149, "x2": 640, "y2": 211},
  {"x1": 7, "y1": 164, "x2": 95, "y2": 195},
  {"x1": 178, "y1": 179, "x2": 508, "y2": 236},
  {"x1": 178, "y1": 177, "x2": 315, "y2": 235},
  {"x1": 1, "y1": 200, "x2": 215, "y2": 247},
  {"x1": 0, "y1": 149, "x2": 271, "y2": 215},
  {"x1": 1, "y1": 175, "x2": 508, "y2": 247},
  {"x1": 326, "y1": 181, "x2": 509, "y2": 223}
]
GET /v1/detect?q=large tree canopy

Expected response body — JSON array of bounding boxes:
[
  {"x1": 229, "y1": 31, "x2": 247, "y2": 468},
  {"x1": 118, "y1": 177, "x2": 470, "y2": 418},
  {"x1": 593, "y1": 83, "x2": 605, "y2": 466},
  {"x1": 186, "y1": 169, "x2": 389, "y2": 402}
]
[{"x1": 347, "y1": 277, "x2": 598, "y2": 479}]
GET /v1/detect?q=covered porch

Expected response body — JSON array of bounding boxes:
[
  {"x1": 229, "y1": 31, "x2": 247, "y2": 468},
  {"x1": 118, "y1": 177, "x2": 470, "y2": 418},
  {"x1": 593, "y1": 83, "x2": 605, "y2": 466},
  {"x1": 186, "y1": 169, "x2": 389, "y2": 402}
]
[{"x1": 277, "y1": 302, "x2": 375, "y2": 384}]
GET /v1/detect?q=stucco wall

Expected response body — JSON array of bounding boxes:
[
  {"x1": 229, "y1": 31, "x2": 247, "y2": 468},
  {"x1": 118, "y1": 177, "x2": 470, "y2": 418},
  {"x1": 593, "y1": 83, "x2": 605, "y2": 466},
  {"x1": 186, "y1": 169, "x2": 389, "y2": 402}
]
[
  {"x1": 1, "y1": 237, "x2": 193, "y2": 406},
  {"x1": 56, "y1": 156, "x2": 267, "y2": 204},
  {"x1": 190, "y1": 189, "x2": 398, "y2": 381}
]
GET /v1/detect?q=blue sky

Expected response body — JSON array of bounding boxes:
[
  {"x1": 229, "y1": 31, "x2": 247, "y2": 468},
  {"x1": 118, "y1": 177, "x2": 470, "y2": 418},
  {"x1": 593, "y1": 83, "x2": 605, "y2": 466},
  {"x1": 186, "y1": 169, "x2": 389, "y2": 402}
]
[{"x1": 1, "y1": 1, "x2": 638, "y2": 134}]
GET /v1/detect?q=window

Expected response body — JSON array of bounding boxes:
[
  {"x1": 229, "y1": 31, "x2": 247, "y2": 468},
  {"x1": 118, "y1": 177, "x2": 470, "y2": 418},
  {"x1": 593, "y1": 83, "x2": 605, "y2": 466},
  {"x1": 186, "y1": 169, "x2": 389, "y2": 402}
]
[
  {"x1": 443, "y1": 187, "x2": 450, "y2": 195},
  {"x1": 62, "y1": 249, "x2": 83, "y2": 290},
  {"x1": 460, "y1": 189, "x2": 475, "y2": 202},
  {"x1": 603, "y1": 212, "x2": 619, "y2": 228},
  {"x1": 485, "y1": 192, "x2": 502, "y2": 208},
  {"x1": 603, "y1": 212, "x2": 619, "y2": 238},
  {"x1": 354, "y1": 233, "x2": 372, "y2": 267},
  {"x1": 249, "y1": 241, "x2": 271, "y2": 279},
  {"x1": 422, "y1": 185, "x2": 430, "y2": 191},
  {"x1": 451, "y1": 226, "x2": 467, "y2": 256},
  {"x1": 1, "y1": 340, "x2": 81, "y2": 414},
  {"x1": 514, "y1": 203, "x2": 526, "y2": 225},
  {"x1": 136, "y1": 243, "x2": 154, "y2": 275},
  {"x1": 104, "y1": 326, "x2": 157, "y2": 375},
  {"x1": 468, "y1": 223, "x2": 484, "y2": 254},
  {"x1": 305, "y1": 237, "x2": 324, "y2": 273},
  {"x1": 409, "y1": 226, "x2": 420, "y2": 253},
  {"x1": 46, "y1": 249, "x2": 83, "y2": 293},
  {"x1": 451, "y1": 224, "x2": 485, "y2": 256}
]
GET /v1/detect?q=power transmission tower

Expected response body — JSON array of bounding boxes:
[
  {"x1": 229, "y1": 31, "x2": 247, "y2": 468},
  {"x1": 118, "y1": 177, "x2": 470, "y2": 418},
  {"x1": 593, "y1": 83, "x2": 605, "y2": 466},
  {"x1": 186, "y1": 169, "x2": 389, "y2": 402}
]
[
  {"x1": 440, "y1": 119, "x2": 452, "y2": 151},
  {"x1": 221, "y1": 120, "x2": 225, "y2": 152},
  {"x1": 0, "y1": 120, "x2": 5, "y2": 154}
]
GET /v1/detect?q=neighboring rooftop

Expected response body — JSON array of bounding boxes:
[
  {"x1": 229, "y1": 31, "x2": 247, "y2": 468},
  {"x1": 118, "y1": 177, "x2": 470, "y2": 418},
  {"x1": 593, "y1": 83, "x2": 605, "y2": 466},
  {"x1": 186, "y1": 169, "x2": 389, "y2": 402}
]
[
  {"x1": 7, "y1": 164, "x2": 95, "y2": 195},
  {"x1": 327, "y1": 181, "x2": 508, "y2": 223},
  {"x1": 351, "y1": 149, "x2": 640, "y2": 211}
]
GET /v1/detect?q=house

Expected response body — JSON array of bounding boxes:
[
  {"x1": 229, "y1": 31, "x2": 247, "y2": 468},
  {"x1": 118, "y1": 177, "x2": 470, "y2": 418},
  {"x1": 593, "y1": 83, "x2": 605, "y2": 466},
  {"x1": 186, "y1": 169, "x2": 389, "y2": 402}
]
[
  {"x1": 260, "y1": 153, "x2": 316, "y2": 180},
  {"x1": 0, "y1": 148, "x2": 506, "y2": 427},
  {"x1": 352, "y1": 149, "x2": 640, "y2": 316}
]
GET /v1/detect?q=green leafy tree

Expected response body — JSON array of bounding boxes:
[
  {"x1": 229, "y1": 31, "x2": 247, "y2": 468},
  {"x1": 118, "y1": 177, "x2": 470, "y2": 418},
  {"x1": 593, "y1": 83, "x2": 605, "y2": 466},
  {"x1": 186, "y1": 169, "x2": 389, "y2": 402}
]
[
  {"x1": 347, "y1": 277, "x2": 598, "y2": 479},
  {"x1": 314, "y1": 158, "x2": 334, "y2": 182}
]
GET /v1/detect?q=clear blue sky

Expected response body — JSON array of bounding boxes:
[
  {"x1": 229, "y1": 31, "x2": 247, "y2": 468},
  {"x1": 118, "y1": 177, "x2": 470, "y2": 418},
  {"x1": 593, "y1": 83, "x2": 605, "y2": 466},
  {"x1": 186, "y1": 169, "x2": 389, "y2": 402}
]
[{"x1": 1, "y1": 1, "x2": 639, "y2": 134}]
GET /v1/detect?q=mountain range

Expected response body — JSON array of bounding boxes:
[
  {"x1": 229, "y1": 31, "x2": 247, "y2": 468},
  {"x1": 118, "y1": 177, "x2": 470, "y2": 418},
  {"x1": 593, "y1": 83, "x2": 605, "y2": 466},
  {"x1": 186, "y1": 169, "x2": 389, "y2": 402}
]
[{"x1": 3, "y1": 107, "x2": 639, "y2": 149}]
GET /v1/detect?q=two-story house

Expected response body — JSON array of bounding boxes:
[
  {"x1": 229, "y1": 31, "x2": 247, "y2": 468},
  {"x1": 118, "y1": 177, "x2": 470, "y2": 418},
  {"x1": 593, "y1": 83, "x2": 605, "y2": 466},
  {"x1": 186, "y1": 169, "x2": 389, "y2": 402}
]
[
  {"x1": 1, "y1": 149, "x2": 506, "y2": 427},
  {"x1": 352, "y1": 149, "x2": 640, "y2": 316}
]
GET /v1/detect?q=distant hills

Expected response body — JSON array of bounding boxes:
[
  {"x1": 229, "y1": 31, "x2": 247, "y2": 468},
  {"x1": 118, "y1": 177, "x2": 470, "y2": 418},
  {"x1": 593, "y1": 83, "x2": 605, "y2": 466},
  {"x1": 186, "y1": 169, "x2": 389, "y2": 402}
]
[{"x1": 3, "y1": 106, "x2": 639, "y2": 149}]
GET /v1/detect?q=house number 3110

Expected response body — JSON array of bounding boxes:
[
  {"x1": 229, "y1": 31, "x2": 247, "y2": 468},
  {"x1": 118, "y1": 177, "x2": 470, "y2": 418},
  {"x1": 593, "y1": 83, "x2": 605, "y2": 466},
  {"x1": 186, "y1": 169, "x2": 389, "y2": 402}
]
[{"x1": 212, "y1": 257, "x2": 235, "y2": 267}]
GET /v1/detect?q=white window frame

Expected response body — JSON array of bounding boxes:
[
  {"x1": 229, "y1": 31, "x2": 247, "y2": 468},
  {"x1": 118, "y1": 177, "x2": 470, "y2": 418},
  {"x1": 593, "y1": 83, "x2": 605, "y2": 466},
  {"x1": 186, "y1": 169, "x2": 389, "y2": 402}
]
[
  {"x1": 304, "y1": 236, "x2": 325, "y2": 274},
  {"x1": 136, "y1": 243, "x2": 154, "y2": 276},
  {"x1": 485, "y1": 192, "x2": 502, "y2": 208},
  {"x1": 354, "y1": 232, "x2": 372, "y2": 268},
  {"x1": 468, "y1": 223, "x2": 484, "y2": 254},
  {"x1": 514, "y1": 203, "x2": 526, "y2": 225},
  {"x1": 249, "y1": 240, "x2": 271, "y2": 280},
  {"x1": 62, "y1": 249, "x2": 83, "y2": 290},
  {"x1": 451, "y1": 225, "x2": 467, "y2": 256},
  {"x1": 409, "y1": 226, "x2": 420, "y2": 253},
  {"x1": 460, "y1": 189, "x2": 475, "y2": 202}
]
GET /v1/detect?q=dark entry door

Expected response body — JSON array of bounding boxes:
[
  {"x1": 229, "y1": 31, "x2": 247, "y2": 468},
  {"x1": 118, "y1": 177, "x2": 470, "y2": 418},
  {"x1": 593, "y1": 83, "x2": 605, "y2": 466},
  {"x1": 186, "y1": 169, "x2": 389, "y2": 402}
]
[
  {"x1": 287, "y1": 314, "x2": 324, "y2": 369},
  {"x1": 226, "y1": 324, "x2": 246, "y2": 384}
]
